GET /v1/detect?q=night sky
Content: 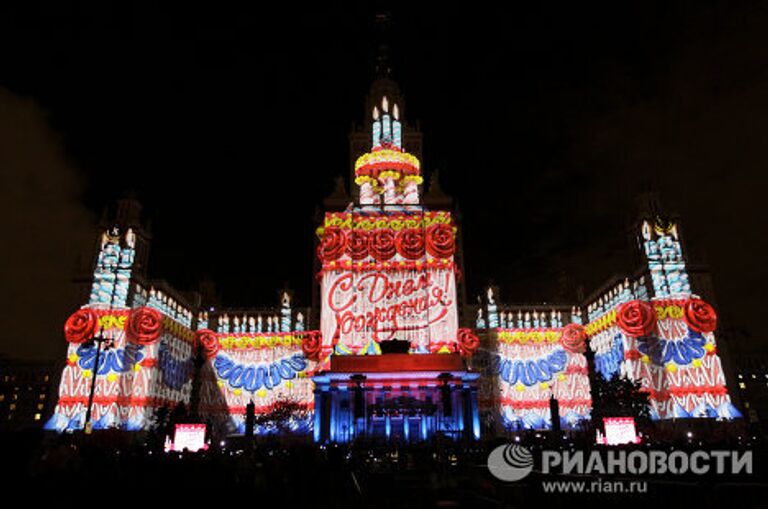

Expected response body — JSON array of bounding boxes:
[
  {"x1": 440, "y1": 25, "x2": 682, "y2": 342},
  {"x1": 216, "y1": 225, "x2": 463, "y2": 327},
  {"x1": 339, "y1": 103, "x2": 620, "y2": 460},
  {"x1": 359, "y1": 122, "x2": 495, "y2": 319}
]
[{"x1": 1, "y1": 1, "x2": 766, "y2": 361}]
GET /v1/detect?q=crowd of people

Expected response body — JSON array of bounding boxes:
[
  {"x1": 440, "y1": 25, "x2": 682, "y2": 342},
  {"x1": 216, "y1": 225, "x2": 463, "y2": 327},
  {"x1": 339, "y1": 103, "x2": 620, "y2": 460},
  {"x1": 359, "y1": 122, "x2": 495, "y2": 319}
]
[{"x1": 1, "y1": 428, "x2": 766, "y2": 507}]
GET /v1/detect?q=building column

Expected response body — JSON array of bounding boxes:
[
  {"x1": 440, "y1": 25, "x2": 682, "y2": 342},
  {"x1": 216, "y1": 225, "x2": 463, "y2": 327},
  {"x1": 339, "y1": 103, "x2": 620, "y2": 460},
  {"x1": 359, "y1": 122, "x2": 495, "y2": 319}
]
[
  {"x1": 463, "y1": 384, "x2": 480, "y2": 440},
  {"x1": 455, "y1": 385, "x2": 464, "y2": 439},
  {"x1": 312, "y1": 375, "x2": 330, "y2": 443},
  {"x1": 329, "y1": 387, "x2": 338, "y2": 442}
]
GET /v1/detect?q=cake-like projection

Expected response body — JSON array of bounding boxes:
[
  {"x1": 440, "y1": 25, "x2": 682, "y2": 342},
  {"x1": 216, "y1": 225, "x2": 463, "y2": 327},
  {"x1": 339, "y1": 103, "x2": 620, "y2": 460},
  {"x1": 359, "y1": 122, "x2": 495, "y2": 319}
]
[{"x1": 354, "y1": 98, "x2": 423, "y2": 206}]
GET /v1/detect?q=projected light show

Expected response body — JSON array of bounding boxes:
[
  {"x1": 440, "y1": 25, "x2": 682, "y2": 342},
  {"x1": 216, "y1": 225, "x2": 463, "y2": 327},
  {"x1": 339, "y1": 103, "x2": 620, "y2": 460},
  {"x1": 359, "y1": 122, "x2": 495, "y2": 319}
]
[
  {"x1": 6, "y1": 4, "x2": 767, "y2": 507},
  {"x1": 39, "y1": 31, "x2": 743, "y2": 445}
]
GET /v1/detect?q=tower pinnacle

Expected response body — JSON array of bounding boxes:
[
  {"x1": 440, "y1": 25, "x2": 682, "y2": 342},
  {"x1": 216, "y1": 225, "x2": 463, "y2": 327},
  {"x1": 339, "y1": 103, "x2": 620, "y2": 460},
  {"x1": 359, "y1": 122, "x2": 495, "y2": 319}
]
[
  {"x1": 374, "y1": 11, "x2": 393, "y2": 78},
  {"x1": 348, "y1": 13, "x2": 423, "y2": 205}
]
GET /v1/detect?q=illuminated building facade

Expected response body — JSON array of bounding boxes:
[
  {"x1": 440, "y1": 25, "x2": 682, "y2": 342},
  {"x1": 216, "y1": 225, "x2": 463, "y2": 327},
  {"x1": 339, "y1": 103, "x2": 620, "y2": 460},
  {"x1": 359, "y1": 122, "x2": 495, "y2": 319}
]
[
  {"x1": 46, "y1": 72, "x2": 741, "y2": 440},
  {"x1": 48, "y1": 214, "x2": 200, "y2": 432},
  {"x1": 732, "y1": 353, "x2": 768, "y2": 437},
  {"x1": 0, "y1": 360, "x2": 56, "y2": 430},
  {"x1": 473, "y1": 198, "x2": 742, "y2": 433},
  {"x1": 310, "y1": 86, "x2": 480, "y2": 442}
]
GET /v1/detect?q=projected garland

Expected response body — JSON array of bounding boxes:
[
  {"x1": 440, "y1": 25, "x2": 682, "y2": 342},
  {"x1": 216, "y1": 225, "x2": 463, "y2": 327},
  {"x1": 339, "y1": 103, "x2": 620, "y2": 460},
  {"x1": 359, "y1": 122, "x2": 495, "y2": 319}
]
[
  {"x1": 487, "y1": 324, "x2": 591, "y2": 431},
  {"x1": 317, "y1": 212, "x2": 457, "y2": 269},
  {"x1": 196, "y1": 330, "x2": 318, "y2": 435},
  {"x1": 213, "y1": 353, "x2": 307, "y2": 393},
  {"x1": 587, "y1": 297, "x2": 739, "y2": 420}
]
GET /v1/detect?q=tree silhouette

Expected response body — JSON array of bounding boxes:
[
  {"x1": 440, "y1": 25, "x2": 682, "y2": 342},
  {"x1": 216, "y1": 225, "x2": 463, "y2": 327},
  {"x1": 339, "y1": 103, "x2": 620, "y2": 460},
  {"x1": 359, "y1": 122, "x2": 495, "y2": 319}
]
[
  {"x1": 590, "y1": 374, "x2": 650, "y2": 428},
  {"x1": 252, "y1": 399, "x2": 308, "y2": 433},
  {"x1": 147, "y1": 405, "x2": 171, "y2": 450}
]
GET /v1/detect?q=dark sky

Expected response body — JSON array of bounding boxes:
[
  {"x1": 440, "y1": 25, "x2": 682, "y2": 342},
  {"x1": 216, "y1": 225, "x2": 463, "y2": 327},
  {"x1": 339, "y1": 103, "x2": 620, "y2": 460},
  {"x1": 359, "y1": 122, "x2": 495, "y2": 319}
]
[{"x1": 1, "y1": 1, "x2": 767, "y2": 361}]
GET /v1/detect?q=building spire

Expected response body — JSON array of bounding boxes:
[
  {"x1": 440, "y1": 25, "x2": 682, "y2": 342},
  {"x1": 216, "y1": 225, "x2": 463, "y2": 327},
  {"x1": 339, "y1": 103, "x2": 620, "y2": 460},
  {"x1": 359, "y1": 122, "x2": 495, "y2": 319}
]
[
  {"x1": 347, "y1": 12, "x2": 423, "y2": 204},
  {"x1": 374, "y1": 11, "x2": 393, "y2": 78}
]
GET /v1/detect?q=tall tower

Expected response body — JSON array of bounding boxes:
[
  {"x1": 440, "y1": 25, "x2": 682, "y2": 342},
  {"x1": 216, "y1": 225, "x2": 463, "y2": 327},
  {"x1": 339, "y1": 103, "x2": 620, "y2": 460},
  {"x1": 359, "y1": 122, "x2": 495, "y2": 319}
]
[
  {"x1": 86, "y1": 197, "x2": 151, "y2": 309},
  {"x1": 633, "y1": 194, "x2": 691, "y2": 300},
  {"x1": 348, "y1": 14, "x2": 423, "y2": 202},
  {"x1": 49, "y1": 197, "x2": 198, "y2": 433},
  {"x1": 313, "y1": 82, "x2": 480, "y2": 441},
  {"x1": 317, "y1": 93, "x2": 460, "y2": 357},
  {"x1": 585, "y1": 192, "x2": 742, "y2": 422}
]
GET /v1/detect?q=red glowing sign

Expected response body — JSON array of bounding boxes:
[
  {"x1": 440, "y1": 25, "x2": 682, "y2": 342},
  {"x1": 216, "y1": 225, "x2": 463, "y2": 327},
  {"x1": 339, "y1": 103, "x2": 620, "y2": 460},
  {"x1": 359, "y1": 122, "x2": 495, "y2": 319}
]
[
  {"x1": 167, "y1": 423, "x2": 207, "y2": 452},
  {"x1": 600, "y1": 417, "x2": 641, "y2": 445},
  {"x1": 321, "y1": 268, "x2": 458, "y2": 354}
]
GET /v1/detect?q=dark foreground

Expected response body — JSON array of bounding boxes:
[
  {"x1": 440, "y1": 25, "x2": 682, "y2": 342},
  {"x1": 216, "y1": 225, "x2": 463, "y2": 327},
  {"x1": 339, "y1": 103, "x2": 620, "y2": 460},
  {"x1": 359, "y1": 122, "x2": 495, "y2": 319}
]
[{"x1": 3, "y1": 431, "x2": 767, "y2": 508}]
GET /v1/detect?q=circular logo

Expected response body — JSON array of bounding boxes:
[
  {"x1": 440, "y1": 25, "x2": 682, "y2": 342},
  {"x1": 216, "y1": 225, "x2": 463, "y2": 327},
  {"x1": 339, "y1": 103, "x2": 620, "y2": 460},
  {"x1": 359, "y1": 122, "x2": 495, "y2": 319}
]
[{"x1": 487, "y1": 444, "x2": 534, "y2": 481}]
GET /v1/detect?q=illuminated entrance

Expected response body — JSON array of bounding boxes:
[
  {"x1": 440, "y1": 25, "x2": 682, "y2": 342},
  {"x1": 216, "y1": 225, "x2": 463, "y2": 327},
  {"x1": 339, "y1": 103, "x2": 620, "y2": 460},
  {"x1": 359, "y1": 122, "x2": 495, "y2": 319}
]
[{"x1": 312, "y1": 353, "x2": 480, "y2": 443}]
